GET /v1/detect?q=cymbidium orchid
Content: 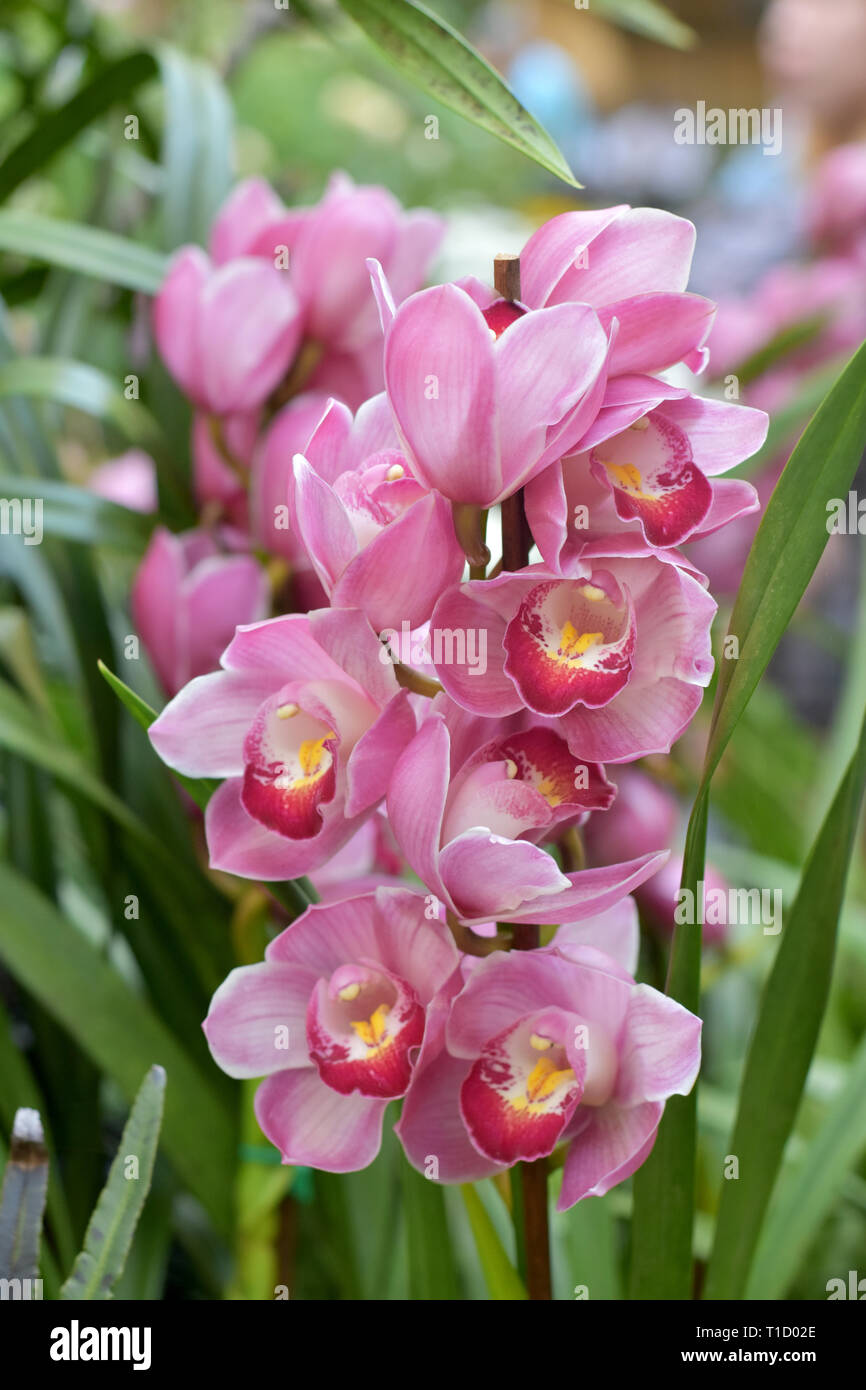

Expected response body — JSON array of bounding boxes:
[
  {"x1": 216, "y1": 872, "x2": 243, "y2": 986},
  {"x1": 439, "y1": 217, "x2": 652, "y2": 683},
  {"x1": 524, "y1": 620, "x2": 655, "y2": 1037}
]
[
  {"x1": 203, "y1": 889, "x2": 459, "y2": 1170},
  {"x1": 249, "y1": 391, "x2": 337, "y2": 561},
  {"x1": 153, "y1": 247, "x2": 302, "y2": 415},
  {"x1": 291, "y1": 394, "x2": 465, "y2": 631},
  {"x1": 386, "y1": 700, "x2": 666, "y2": 930},
  {"x1": 208, "y1": 173, "x2": 445, "y2": 408},
  {"x1": 525, "y1": 379, "x2": 767, "y2": 561},
  {"x1": 429, "y1": 547, "x2": 716, "y2": 763},
  {"x1": 137, "y1": 191, "x2": 744, "y2": 1274},
  {"x1": 397, "y1": 932, "x2": 701, "y2": 1207},
  {"x1": 132, "y1": 526, "x2": 269, "y2": 697},
  {"x1": 638, "y1": 855, "x2": 730, "y2": 947},
  {"x1": 518, "y1": 204, "x2": 716, "y2": 377},
  {"x1": 584, "y1": 766, "x2": 679, "y2": 866},
  {"x1": 149, "y1": 607, "x2": 416, "y2": 879},
  {"x1": 370, "y1": 261, "x2": 610, "y2": 507}
]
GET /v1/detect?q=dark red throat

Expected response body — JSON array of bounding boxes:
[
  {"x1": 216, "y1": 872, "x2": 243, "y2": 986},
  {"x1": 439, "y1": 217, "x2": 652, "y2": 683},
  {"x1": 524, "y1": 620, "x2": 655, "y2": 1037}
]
[{"x1": 482, "y1": 299, "x2": 526, "y2": 338}]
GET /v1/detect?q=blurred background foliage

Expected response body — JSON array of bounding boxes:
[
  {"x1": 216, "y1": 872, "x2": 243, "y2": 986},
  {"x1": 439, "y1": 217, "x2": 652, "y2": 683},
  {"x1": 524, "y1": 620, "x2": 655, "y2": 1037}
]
[{"x1": 0, "y1": 0, "x2": 864, "y2": 1301}]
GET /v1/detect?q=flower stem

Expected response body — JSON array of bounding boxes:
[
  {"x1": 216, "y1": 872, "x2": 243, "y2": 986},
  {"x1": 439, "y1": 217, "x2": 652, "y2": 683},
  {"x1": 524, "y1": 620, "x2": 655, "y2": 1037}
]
[
  {"x1": 511, "y1": 1159, "x2": 552, "y2": 1300},
  {"x1": 206, "y1": 413, "x2": 247, "y2": 485},
  {"x1": 509, "y1": 919, "x2": 552, "y2": 1297},
  {"x1": 500, "y1": 489, "x2": 532, "y2": 573},
  {"x1": 496, "y1": 248, "x2": 552, "y2": 1299}
]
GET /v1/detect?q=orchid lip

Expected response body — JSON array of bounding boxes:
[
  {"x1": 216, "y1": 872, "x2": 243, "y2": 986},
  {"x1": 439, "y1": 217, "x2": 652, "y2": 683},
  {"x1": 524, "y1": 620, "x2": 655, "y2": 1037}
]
[
  {"x1": 459, "y1": 1009, "x2": 587, "y2": 1164},
  {"x1": 306, "y1": 961, "x2": 425, "y2": 1099},
  {"x1": 503, "y1": 576, "x2": 636, "y2": 716},
  {"x1": 241, "y1": 693, "x2": 338, "y2": 839}
]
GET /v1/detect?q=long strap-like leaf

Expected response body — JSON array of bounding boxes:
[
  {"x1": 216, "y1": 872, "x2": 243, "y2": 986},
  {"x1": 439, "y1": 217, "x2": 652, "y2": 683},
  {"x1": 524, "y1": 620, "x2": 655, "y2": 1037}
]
[
  {"x1": 0, "y1": 864, "x2": 234, "y2": 1233},
  {"x1": 60, "y1": 1066, "x2": 165, "y2": 1300},
  {"x1": 703, "y1": 708, "x2": 866, "y2": 1298},
  {"x1": 337, "y1": 0, "x2": 579, "y2": 186},
  {"x1": 630, "y1": 335, "x2": 866, "y2": 1298}
]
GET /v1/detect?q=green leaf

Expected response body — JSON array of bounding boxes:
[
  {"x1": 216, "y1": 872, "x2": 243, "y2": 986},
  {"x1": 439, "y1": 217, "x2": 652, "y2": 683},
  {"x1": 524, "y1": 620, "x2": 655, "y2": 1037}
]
[
  {"x1": 703, "y1": 706, "x2": 866, "y2": 1299},
  {"x1": 97, "y1": 663, "x2": 216, "y2": 810},
  {"x1": 461, "y1": 1184, "x2": 527, "y2": 1300},
  {"x1": 0, "y1": 476, "x2": 154, "y2": 549},
  {"x1": 0, "y1": 53, "x2": 159, "y2": 205},
  {"x1": 0, "y1": 358, "x2": 162, "y2": 447},
  {"x1": 401, "y1": 1159, "x2": 462, "y2": 1298},
  {"x1": 0, "y1": 1110, "x2": 49, "y2": 1281},
  {"x1": 553, "y1": 1183, "x2": 621, "y2": 1300},
  {"x1": 629, "y1": 789, "x2": 707, "y2": 1299},
  {"x1": 60, "y1": 1066, "x2": 166, "y2": 1300},
  {"x1": 0, "y1": 675, "x2": 149, "y2": 840},
  {"x1": 746, "y1": 1028, "x2": 866, "y2": 1298},
  {"x1": 337, "y1": 0, "x2": 579, "y2": 186},
  {"x1": 707, "y1": 338, "x2": 866, "y2": 783},
  {"x1": 0, "y1": 865, "x2": 234, "y2": 1233},
  {"x1": 0, "y1": 211, "x2": 167, "y2": 293},
  {"x1": 730, "y1": 313, "x2": 827, "y2": 388},
  {"x1": 0, "y1": 997, "x2": 76, "y2": 1273},
  {"x1": 631, "y1": 335, "x2": 866, "y2": 1298},
  {"x1": 157, "y1": 46, "x2": 234, "y2": 249},
  {"x1": 591, "y1": 0, "x2": 696, "y2": 48}
]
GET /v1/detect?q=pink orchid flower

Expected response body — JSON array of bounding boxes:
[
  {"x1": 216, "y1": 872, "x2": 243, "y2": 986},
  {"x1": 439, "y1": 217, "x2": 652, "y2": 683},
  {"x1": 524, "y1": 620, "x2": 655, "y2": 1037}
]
[
  {"x1": 87, "y1": 450, "x2": 157, "y2": 513},
  {"x1": 209, "y1": 174, "x2": 444, "y2": 409},
  {"x1": 429, "y1": 546, "x2": 716, "y2": 764},
  {"x1": 132, "y1": 527, "x2": 269, "y2": 697},
  {"x1": 525, "y1": 376, "x2": 766, "y2": 560},
  {"x1": 148, "y1": 608, "x2": 416, "y2": 881},
  {"x1": 519, "y1": 204, "x2": 716, "y2": 377},
  {"x1": 807, "y1": 143, "x2": 866, "y2": 255},
  {"x1": 397, "y1": 929, "x2": 701, "y2": 1207},
  {"x1": 291, "y1": 394, "x2": 465, "y2": 631},
  {"x1": 370, "y1": 262, "x2": 610, "y2": 507},
  {"x1": 246, "y1": 391, "x2": 332, "y2": 610},
  {"x1": 250, "y1": 392, "x2": 333, "y2": 561},
  {"x1": 584, "y1": 766, "x2": 678, "y2": 866},
  {"x1": 153, "y1": 247, "x2": 302, "y2": 414},
  {"x1": 308, "y1": 813, "x2": 405, "y2": 904},
  {"x1": 203, "y1": 888, "x2": 459, "y2": 1171},
  {"x1": 637, "y1": 854, "x2": 730, "y2": 947},
  {"x1": 387, "y1": 702, "x2": 665, "y2": 930}
]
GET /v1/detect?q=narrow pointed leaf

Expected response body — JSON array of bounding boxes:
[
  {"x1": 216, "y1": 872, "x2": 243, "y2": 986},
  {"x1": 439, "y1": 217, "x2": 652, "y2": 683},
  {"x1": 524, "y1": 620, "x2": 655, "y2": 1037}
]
[
  {"x1": 0, "y1": 476, "x2": 154, "y2": 549},
  {"x1": 60, "y1": 1066, "x2": 166, "y2": 1300},
  {"x1": 707, "y1": 337, "x2": 866, "y2": 783},
  {"x1": 97, "y1": 662, "x2": 216, "y2": 810},
  {"x1": 337, "y1": 0, "x2": 580, "y2": 186},
  {"x1": 703, "y1": 708, "x2": 866, "y2": 1298},
  {"x1": 97, "y1": 662, "x2": 316, "y2": 914},
  {"x1": 629, "y1": 789, "x2": 707, "y2": 1299},
  {"x1": 157, "y1": 47, "x2": 234, "y2": 249},
  {"x1": 0, "y1": 358, "x2": 162, "y2": 448},
  {"x1": 591, "y1": 0, "x2": 696, "y2": 49},
  {"x1": 0, "y1": 212, "x2": 167, "y2": 293},
  {"x1": 629, "y1": 335, "x2": 866, "y2": 1299},
  {"x1": 461, "y1": 1184, "x2": 527, "y2": 1300},
  {"x1": 746, "y1": 1029, "x2": 866, "y2": 1298},
  {"x1": 0, "y1": 865, "x2": 233, "y2": 1232},
  {"x1": 401, "y1": 1159, "x2": 461, "y2": 1299},
  {"x1": 0, "y1": 53, "x2": 159, "y2": 204}
]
